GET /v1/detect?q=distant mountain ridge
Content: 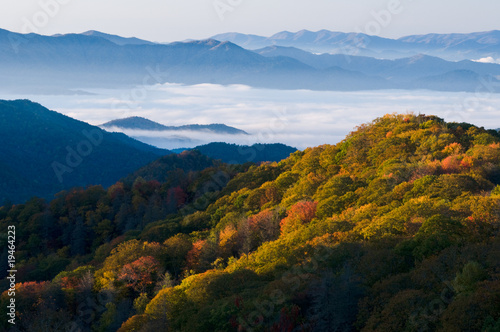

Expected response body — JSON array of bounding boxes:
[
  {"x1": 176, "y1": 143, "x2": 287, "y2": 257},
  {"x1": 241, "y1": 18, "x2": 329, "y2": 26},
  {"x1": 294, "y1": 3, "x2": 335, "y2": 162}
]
[
  {"x1": 100, "y1": 116, "x2": 249, "y2": 135},
  {"x1": 57, "y1": 28, "x2": 500, "y2": 61},
  {"x1": 254, "y1": 46, "x2": 500, "y2": 83},
  {"x1": 212, "y1": 29, "x2": 500, "y2": 61},
  {"x1": 0, "y1": 28, "x2": 388, "y2": 92}
]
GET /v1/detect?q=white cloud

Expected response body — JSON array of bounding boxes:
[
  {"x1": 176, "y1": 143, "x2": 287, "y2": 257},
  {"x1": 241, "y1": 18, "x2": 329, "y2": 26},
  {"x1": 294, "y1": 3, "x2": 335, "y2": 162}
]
[{"x1": 473, "y1": 57, "x2": 500, "y2": 64}]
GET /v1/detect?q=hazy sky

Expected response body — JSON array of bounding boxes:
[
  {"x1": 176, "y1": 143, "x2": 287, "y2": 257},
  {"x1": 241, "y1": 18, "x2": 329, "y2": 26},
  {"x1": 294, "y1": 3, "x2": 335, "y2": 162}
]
[{"x1": 1, "y1": 0, "x2": 499, "y2": 42}]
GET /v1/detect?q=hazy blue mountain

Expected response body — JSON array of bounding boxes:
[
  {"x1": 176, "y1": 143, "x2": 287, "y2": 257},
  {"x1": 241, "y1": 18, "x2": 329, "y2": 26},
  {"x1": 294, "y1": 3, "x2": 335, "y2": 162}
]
[
  {"x1": 411, "y1": 70, "x2": 499, "y2": 92},
  {"x1": 254, "y1": 46, "x2": 500, "y2": 93},
  {"x1": 101, "y1": 116, "x2": 249, "y2": 135},
  {"x1": 79, "y1": 30, "x2": 156, "y2": 45},
  {"x1": 213, "y1": 30, "x2": 400, "y2": 56},
  {"x1": 1, "y1": 28, "x2": 498, "y2": 93},
  {"x1": 209, "y1": 32, "x2": 269, "y2": 49},
  {"x1": 192, "y1": 142, "x2": 297, "y2": 164},
  {"x1": 0, "y1": 100, "x2": 171, "y2": 203},
  {"x1": 213, "y1": 29, "x2": 500, "y2": 61},
  {"x1": 255, "y1": 46, "x2": 500, "y2": 82},
  {"x1": 0, "y1": 29, "x2": 389, "y2": 92},
  {"x1": 101, "y1": 117, "x2": 169, "y2": 131},
  {"x1": 398, "y1": 30, "x2": 500, "y2": 51}
]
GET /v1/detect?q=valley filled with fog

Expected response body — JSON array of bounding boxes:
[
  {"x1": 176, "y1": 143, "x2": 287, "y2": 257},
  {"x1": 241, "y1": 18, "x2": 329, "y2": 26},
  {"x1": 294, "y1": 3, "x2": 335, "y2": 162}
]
[{"x1": 2, "y1": 83, "x2": 498, "y2": 150}]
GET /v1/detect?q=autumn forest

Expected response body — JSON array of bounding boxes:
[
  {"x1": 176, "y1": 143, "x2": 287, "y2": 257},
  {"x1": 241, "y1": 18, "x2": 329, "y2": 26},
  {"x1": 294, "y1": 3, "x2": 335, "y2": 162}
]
[{"x1": 1, "y1": 113, "x2": 500, "y2": 331}]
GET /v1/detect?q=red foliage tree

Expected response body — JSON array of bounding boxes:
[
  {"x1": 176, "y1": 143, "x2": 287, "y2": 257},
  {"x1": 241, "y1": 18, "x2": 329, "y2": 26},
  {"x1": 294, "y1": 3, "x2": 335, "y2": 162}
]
[
  {"x1": 280, "y1": 201, "x2": 318, "y2": 234},
  {"x1": 441, "y1": 155, "x2": 462, "y2": 174},
  {"x1": 60, "y1": 276, "x2": 80, "y2": 289},
  {"x1": 118, "y1": 256, "x2": 161, "y2": 293}
]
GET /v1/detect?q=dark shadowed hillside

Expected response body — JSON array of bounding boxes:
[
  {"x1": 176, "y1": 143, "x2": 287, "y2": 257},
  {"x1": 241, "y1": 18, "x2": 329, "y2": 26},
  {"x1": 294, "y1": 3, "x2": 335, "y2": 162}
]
[
  {"x1": 193, "y1": 142, "x2": 297, "y2": 164},
  {"x1": 0, "y1": 100, "x2": 170, "y2": 203}
]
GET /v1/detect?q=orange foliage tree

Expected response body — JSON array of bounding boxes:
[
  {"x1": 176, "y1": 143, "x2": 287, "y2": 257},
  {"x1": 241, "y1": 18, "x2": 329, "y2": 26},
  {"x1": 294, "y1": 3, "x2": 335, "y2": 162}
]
[{"x1": 185, "y1": 239, "x2": 206, "y2": 273}]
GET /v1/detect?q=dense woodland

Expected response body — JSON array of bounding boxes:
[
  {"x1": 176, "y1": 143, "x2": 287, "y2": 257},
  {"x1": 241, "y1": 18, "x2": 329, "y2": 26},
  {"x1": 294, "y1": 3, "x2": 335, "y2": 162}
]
[
  {"x1": 1, "y1": 113, "x2": 500, "y2": 331},
  {"x1": 192, "y1": 143, "x2": 297, "y2": 164}
]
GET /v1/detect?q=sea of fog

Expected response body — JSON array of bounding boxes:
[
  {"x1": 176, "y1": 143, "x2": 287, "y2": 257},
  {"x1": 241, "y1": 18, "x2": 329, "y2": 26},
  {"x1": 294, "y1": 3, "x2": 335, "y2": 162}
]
[{"x1": 2, "y1": 83, "x2": 499, "y2": 150}]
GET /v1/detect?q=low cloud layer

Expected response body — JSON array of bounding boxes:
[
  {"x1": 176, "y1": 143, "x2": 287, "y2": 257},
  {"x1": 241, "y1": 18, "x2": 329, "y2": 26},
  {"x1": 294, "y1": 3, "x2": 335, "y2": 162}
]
[
  {"x1": 101, "y1": 126, "x2": 260, "y2": 150},
  {"x1": 473, "y1": 57, "x2": 500, "y2": 64},
  {"x1": 1, "y1": 83, "x2": 499, "y2": 150}
]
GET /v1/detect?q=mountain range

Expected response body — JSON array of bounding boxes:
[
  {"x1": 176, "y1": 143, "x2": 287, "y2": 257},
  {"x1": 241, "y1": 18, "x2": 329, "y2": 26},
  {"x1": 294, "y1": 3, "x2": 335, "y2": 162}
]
[
  {"x1": 213, "y1": 29, "x2": 500, "y2": 61},
  {"x1": 255, "y1": 46, "x2": 500, "y2": 79},
  {"x1": 1, "y1": 28, "x2": 500, "y2": 93}
]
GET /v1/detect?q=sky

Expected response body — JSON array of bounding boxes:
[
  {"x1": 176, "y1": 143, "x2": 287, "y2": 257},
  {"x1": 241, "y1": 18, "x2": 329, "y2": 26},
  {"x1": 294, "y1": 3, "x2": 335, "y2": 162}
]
[{"x1": 0, "y1": 0, "x2": 499, "y2": 42}]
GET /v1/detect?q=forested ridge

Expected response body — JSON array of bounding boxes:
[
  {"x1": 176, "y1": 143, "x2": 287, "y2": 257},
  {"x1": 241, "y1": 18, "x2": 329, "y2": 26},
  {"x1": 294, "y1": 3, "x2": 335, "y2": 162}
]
[
  {"x1": 0, "y1": 100, "x2": 171, "y2": 204},
  {"x1": 1, "y1": 113, "x2": 500, "y2": 331}
]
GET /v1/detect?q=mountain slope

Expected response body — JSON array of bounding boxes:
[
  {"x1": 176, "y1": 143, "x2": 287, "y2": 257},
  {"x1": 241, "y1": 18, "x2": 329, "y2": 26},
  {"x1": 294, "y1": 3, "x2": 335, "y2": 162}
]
[
  {"x1": 0, "y1": 100, "x2": 171, "y2": 203},
  {"x1": 132, "y1": 113, "x2": 500, "y2": 331}
]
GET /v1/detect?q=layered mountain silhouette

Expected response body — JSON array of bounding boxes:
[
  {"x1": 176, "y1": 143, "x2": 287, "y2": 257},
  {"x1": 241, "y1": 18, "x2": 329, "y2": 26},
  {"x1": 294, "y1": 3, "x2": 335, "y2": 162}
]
[
  {"x1": 1, "y1": 29, "x2": 385, "y2": 92},
  {"x1": 213, "y1": 29, "x2": 500, "y2": 61},
  {"x1": 0, "y1": 28, "x2": 499, "y2": 93}
]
